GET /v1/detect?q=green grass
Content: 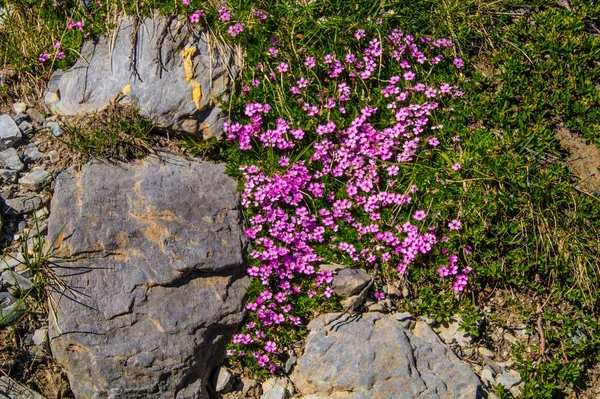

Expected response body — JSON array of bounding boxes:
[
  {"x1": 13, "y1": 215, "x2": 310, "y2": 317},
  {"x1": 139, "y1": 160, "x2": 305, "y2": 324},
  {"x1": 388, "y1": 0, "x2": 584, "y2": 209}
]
[{"x1": 2, "y1": 0, "x2": 600, "y2": 397}]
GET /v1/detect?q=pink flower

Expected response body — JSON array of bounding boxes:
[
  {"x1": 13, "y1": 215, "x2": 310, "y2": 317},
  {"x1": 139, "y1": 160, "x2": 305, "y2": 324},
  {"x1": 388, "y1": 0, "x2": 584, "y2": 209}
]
[
  {"x1": 268, "y1": 47, "x2": 278, "y2": 56},
  {"x1": 56, "y1": 51, "x2": 65, "y2": 60},
  {"x1": 38, "y1": 53, "x2": 50, "y2": 63},
  {"x1": 189, "y1": 9, "x2": 204, "y2": 23},
  {"x1": 53, "y1": 41, "x2": 62, "y2": 49},
  {"x1": 427, "y1": 137, "x2": 440, "y2": 147},
  {"x1": 228, "y1": 23, "x2": 244, "y2": 37},
  {"x1": 354, "y1": 29, "x2": 366, "y2": 40},
  {"x1": 304, "y1": 56, "x2": 316, "y2": 68},
  {"x1": 218, "y1": 6, "x2": 231, "y2": 22},
  {"x1": 182, "y1": 0, "x2": 190, "y2": 4},
  {"x1": 451, "y1": 163, "x2": 461, "y2": 171},
  {"x1": 448, "y1": 219, "x2": 462, "y2": 230},
  {"x1": 276, "y1": 62, "x2": 289, "y2": 73},
  {"x1": 264, "y1": 341, "x2": 277, "y2": 353},
  {"x1": 413, "y1": 210, "x2": 426, "y2": 221},
  {"x1": 453, "y1": 58, "x2": 464, "y2": 68}
]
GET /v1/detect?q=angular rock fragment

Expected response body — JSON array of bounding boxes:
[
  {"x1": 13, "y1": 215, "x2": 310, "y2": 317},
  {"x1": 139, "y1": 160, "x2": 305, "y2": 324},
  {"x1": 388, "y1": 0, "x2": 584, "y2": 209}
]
[{"x1": 47, "y1": 154, "x2": 249, "y2": 398}]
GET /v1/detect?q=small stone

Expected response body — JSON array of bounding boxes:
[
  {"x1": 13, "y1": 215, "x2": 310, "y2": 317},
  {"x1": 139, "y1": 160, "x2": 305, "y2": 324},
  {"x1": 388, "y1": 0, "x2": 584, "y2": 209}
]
[
  {"x1": 1, "y1": 269, "x2": 34, "y2": 291},
  {"x1": 478, "y1": 347, "x2": 495, "y2": 359},
  {"x1": 366, "y1": 300, "x2": 386, "y2": 313},
  {"x1": 35, "y1": 207, "x2": 49, "y2": 220},
  {"x1": 18, "y1": 121, "x2": 34, "y2": 135},
  {"x1": 241, "y1": 377, "x2": 257, "y2": 396},
  {"x1": 261, "y1": 378, "x2": 289, "y2": 399},
  {"x1": 331, "y1": 268, "x2": 371, "y2": 297},
  {"x1": 0, "y1": 147, "x2": 25, "y2": 170},
  {"x1": 47, "y1": 121, "x2": 63, "y2": 137},
  {"x1": 32, "y1": 327, "x2": 48, "y2": 348},
  {"x1": 0, "y1": 375, "x2": 46, "y2": 399},
  {"x1": 12, "y1": 113, "x2": 29, "y2": 125},
  {"x1": 0, "y1": 114, "x2": 22, "y2": 150},
  {"x1": 20, "y1": 144, "x2": 44, "y2": 163},
  {"x1": 1, "y1": 254, "x2": 23, "y2": 272},
  {"x1": 480, "y1": 367, "x2": 495, "y2": 387},
  {"x1": 26, "y1": 108, "x2": 45, "y2": 124},
  {"x1": 12, "y1": 102, "x2": 27, "y2": 114},
  {"x1": 18, "y1": 221, "x2": 26, "y2": 232},
  {"x1": 503, "y1": 332, "x2": 518, "y2": 345},
  {"x1": 285, "y1": 354, "x2": 297, "y2": 374},
  {"x1": 510, "y1": 382, "x2": 524, "y2": 397},
  {"x1": 340, "y1": 295, "x2": 364, "y2": 310},
  {"x1": 394, "y1": 312, "x2": 416, "y2": 330},
  {"x1": 48, "y1": 150, "x2": 60, "y2": 164},
  {"x1": 433, "y1": 317, "x2": 473, "y2": 348},
  {"x1": 3, "y1": 196, "x2": 45, "y2": 215},
  {"x1": 319, "y1": 263, "x2": 346, "y2": 272},
  {"x1": 0, "y1": 169, "x2": 17, "y2": 182},
  {"x1": 0, "y1": 292, "x2": 26, "y2": 326},
  {"x1": 215, "y1": 367, "x2": 233, "y2": 393},
  {"x1": 20, "y1": 169, "x2": 52, "y2": 191},
  {"x1": 496, "y1": 371, "x2": 521, "y2": 389}
]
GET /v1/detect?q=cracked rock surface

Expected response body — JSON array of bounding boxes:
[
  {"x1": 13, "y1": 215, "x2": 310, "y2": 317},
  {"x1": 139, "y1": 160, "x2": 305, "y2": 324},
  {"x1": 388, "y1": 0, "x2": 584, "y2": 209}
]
[
  {"x1": 291, "y1": 313, "x2": 483, "y2": 399},
  {"x1": 47, "y1": 154, "x2": 249, "y2": 398}
]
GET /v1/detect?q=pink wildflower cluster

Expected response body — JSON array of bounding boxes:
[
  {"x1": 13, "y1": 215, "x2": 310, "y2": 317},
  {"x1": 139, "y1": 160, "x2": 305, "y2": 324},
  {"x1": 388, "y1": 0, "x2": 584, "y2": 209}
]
[
  {"x1": 67, "y1": 19, "x2": 85, "y2": 30},
  {"x1": 38, "y1": 41, "x2": 65, "y2": 63},
  {"x1": 227, "y1": 25, "x2": 472, "y2": 372}
]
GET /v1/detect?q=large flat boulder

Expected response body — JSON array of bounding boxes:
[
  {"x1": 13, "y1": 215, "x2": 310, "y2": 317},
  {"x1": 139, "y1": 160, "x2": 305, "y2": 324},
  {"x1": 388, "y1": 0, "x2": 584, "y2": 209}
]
[
  {"x1": 47, "y1": 154, "x2": 248, "y2": 398},
  {"x1": 45, "y1": 15, "x2": 239, "y2": 138},
  {"x1": 291, "y1": 313, "x2": 483, "y2": 399}
]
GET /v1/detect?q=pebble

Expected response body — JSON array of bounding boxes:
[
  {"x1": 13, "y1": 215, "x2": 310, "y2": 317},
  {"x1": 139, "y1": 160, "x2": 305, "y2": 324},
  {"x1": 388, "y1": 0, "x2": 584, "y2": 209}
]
[
  {"x1": 26, "y1": 108, "x2": 45, "y2": 124},
  {"x1": 11, "y1": 113, "x2": 29, "y2": 125},
  {"x1": 503, "y1": 332, "x2": 518, "y2": 345},
  {"x1": 47, "y1": 121, "x2": 63, "y2": 137},
  {"x1": 35, "y1": 206, "x2": 49, "y2": 220},
  {"x1": 214, "y1": 367, "x2": 233, "y2": 393},
  {"x1": 1, "y1": 269, "x2": 34, "y2": 291},
  {"x1": 0, "y1": 292, "x2": 25, "y2": 326},
  {"x1": 0, "y1": 147, "x2": 25, "y2": 171},
  {"x1": 433, "y1": 317, "x2": 473, "y2": 348},
  {"x1": 261, "y1": 378, "x2": 290, "y2": 399},
  {"x1": 1, "y1": 253, "x2": 23, "y2": 272},
  {"x1": 285, "y1": 354, "x2": 297, "y2": 374},
  {"x1": 3, "y1": 196, "x2": 45, "y2": 215},
  {"x1": 0, "y1": 114, "x2": 22, "y2": 150},
  {"x1": 0, "y1": 169, "x2": 17, "y2": 183},
  {"x1": 331, "y1": 267, "x2": 371, "y2": 296},
  {"x1": 48, "y1": 150, "x2": 60, "y2": 164},
  {"x1": 478, "y1": 346, "x2": 495, "y2": 359},
  {"x1": 496, "y1": 370, "x2": 521, "y2": 389},
  {"x1": 20, "y1": 169, "x2": 52, "y2": 191},
  {"x1": 20, "y1": 143, "x2": 44, "y2": 163},
  {"x1": 12, "y1": 102, "x2": 27, "y2": 114},
  {"x1": 18, "y1": 121, "x2": 34, "y2": 135},
  {"x1": 480, "y1": 367, "x2": 496, "y2": 387}
]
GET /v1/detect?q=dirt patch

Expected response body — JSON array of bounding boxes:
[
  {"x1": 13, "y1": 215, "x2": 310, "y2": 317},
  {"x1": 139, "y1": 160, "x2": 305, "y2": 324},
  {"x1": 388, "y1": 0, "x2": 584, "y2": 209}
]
[{"x1": 556, "y1": 127, "x2": 600, "y2": 193}]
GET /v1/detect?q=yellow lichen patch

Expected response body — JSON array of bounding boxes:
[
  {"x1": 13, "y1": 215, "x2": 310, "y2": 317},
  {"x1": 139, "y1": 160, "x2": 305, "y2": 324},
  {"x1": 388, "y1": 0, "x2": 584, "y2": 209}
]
[
  {"x1": 181, "y1": 45, "x2": 203, "y2": 110},
  {"x1": 121, "y1": 84, "x2": 132, "y2": 95}
]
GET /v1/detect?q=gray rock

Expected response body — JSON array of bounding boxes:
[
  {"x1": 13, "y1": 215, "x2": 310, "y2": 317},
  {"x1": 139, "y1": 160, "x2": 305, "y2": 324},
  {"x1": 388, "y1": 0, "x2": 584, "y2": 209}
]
[
  {"x1": 214, "y1": 367, "x2": 233, "y2": 393},
  {"x1": 19, "y1": 169, "x2": 52, "y2": 191},
  {"x1": 0, "y1": 148, "x2": 25, "y2": 171},
  {"x1": 433, "y1": 317, "x2": 473, "y2": 348},
  {"x1": 45, "y1": 15, "x2": 240, "y2": 138},
  {"x1": 479, "y1": 367, "x2": 495, "y2": 387},
  {"x1": 291, "y1": 313, "x2": 483, "y2": 399},
  {"x1": 0, "y1": 115, "x2": 22, "y2": 150},
  {"x1": 32, "y1": 327, "x2": 48, "y2": 348},
  {"x1": 47, "y1": 153, "x2": 249, "y2": 399},
  {"x1": 47, "y1": 150, "x2": 60, "y2": 164},
  {"x1": 1, "y1": 253, "x2": 23, "y2": 272},
  {"x1": 0, "y1": 292, "x2": 26, "y2": 327},
  {"x1": 0, "y1": 169, "x2": 17, "y2": 183},
  {"x1": 1, "y1": 269, "x2": 34, "y2": 291},
  {"x1": 20, "y1": 144, "x2": 44, "y2": 164},
  {"x1": 261, "y1": 378, "x2": 290, "y2": 399},
  {"x1": 18, "y1": 121, "x2": 34, "y2": 135},
  {"x1": 25, "y1": 108, "x2": 45, "y2": 124},
  {"x1": 2, "y1": 196, "x2": 45, "y2": 215},
  {"x1": 331, "y1": 267, "x2": 371, "y2": 297},
  {"x1": 12, "y1": 102, "x2": 27, "y2": 115},
  {"x1": 0, "y1": 375, "x2": 46, "y2": 399},
  {"x1": 46, "y1": 122, "x2": 63, "y2": 137},
  {"x1": 495, "y1": 371, "x2": 521, "y2": 389},
  {"x1": 11, "y1": 113, "x2": 29, "y2": 125},
  {"x1": 285, "y1": 354, "x2": 297, "y2": 374}
]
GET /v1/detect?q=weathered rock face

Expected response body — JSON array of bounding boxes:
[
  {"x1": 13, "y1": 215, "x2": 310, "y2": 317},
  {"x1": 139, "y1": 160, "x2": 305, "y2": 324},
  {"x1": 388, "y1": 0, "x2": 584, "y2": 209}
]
[
  {"x1": 291, "y1": 313, "x2": 483, "y2": 399},
  {"x1": 45, "y1": 15, "x2": 240, "y2": 138},
  {"x1": 47, "y1": 154, "x2": 249, "y2": 398}
]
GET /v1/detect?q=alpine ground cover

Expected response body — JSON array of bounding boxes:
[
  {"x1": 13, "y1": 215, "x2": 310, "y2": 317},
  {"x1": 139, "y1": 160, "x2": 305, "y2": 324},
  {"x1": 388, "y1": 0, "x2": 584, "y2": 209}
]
[{"x1": 1, "y1": 0, "x2": 600, "y2": 397}]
